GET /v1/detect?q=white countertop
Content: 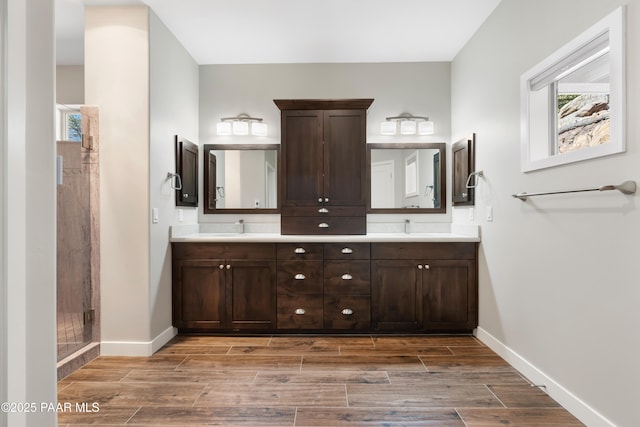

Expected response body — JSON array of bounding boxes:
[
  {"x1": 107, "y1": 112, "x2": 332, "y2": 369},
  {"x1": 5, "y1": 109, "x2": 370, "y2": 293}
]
[{"x1": 170, "y1": 232, "x2": 479, "y2": 243}]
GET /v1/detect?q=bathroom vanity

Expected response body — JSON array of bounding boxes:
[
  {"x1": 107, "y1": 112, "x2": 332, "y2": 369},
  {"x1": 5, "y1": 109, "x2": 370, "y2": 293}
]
[
  {"x1": 173, "y1": 98, "x2": 479, "y2": 335},
  {"x1": 171, "y1": 234, "x2": 478, "y2": 334}
]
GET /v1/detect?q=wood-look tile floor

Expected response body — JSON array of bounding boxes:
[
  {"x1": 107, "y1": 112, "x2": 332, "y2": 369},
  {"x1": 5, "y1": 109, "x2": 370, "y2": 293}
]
[{"x1": 57, "y1": 335, "x2": 584, "y2": 426}]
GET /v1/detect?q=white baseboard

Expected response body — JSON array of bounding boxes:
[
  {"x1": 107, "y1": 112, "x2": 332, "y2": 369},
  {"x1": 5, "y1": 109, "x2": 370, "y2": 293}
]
[
  {"x1": 100, "y1": 326, "x2": 177, "y2": 357},
  {"x1": 475, "y1": 327, "x2": 615, "y2": 427}
]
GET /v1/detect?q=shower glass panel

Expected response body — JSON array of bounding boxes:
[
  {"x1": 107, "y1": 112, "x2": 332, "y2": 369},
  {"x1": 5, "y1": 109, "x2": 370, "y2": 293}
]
[{"x1": 56, "y1": 139, "x2": 93, "y2": 361}]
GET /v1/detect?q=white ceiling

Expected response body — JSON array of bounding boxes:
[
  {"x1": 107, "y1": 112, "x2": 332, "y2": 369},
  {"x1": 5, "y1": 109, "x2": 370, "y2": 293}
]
[{"x1": 55, "y1": 0, "x2": 502, "y2": 65}]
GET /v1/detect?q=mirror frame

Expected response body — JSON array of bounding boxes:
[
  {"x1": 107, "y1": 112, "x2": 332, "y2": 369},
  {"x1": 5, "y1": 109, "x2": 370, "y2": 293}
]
[
  {"x1": 366, "y1": 142, "x2": 447, "y2": 214},
  {"x1": 203, "y1": 144, "x2": 281, "y2": 214}
]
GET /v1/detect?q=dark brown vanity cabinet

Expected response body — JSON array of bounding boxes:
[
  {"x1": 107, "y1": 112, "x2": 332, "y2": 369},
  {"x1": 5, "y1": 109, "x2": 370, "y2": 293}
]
[
  {"x1": 323, "y1": 243, "x2": 371, "y2": 330},
  {"x1": 276, "y1": 243, "x2": 325, "y2": 329},
  {"x1": 172, "y1": 243, "x2": 277, "y2": 331},
  {"x1": 173, "y1": 241, "x2": 477, "y2": 334},
  {"x1": 371, "y1": 243, "x2": 478, "y2": 332},
  {"x1": 275, "y1": 99, "x2": 373, "y2": 235},
  {"x1": 276, "y1": 242, "x2": 371, "y2": 331}
]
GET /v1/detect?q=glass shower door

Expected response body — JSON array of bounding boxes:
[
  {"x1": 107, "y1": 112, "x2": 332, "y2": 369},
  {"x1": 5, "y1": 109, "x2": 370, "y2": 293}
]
[{"x1": 56, "y1": 138, "x2": 93, "y2": 361}]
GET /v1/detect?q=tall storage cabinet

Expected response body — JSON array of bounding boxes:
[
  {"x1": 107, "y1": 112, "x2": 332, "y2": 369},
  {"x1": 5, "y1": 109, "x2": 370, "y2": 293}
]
[{"x1": 275, "y1": 99, "x2": 373, "y2": 235}]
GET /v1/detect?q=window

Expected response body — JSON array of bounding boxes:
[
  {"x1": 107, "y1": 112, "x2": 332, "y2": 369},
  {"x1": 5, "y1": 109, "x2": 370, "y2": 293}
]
[
  {"x1": 520, "y1": 7, "x2": 625, "y2": 172},
  {"x1": 56, "y1": 105, "x2": 82, "y2": 141}
]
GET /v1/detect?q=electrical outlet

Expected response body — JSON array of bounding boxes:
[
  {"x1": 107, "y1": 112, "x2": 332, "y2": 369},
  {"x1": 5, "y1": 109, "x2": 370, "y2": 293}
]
[
  {"x1": 468, "y1": 208, "x2": 475, "y2": 221},
  {"x1": 178, "y1": 209, "x2": 183, "y2": 222},
  {"x1": 254, "y1": 199, "x2": 260, "y2": 208}
]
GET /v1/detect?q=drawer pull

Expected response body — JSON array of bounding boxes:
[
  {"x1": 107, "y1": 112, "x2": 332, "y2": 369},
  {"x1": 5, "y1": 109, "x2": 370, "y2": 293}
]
[
  {"x1": 318, "y1": 207, "x2": 329, "y2": 214},
  {"x1": 294, "y1": 247, "x2": 306, "y2": 254},
  {"x1": 341, "y1": 274, "x2": 353, "y2": 280},
  {"x1": 341, "y1": 308, "x2": 354, "y2": 316},
  {"x1": 295, "y1": 308, "x2": 306, "y2": 315},
  {"x1": 341, "y1": 247, "x2": 353, "y2": 254},
  {"x1": 318, "y1": 223, "x2": 329, "y2": 228},
  {"x1": 294, "y1": 274, "x2": 306, "y2": 280}
]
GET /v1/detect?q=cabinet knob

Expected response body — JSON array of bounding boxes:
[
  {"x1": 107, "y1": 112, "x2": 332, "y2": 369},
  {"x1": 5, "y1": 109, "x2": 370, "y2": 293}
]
[
  {"x1": 294, "y1": 274, "x2": 306, "y2": 280},
  {"x1": 295, "y1": 308, "x2": 306, "y2": 315},
  {"x1": 341, "y1": 274, "x2": 353, "y2": 280},
  {"x1": 424, "y1": 264, "x2": 430, "y2": 270},
  {"x1": 318, "y1": 207, "x2": 329, "y2": 214},
  {"x1": 226, "y1": 264, "x2": 231, "y2": 270},
  {"x1": 324, "y1": 197, "x2": 329, "y2": 203},
  {"x1": 183, "y1": 193, "x2": 189, "y2": 199},
  {"x1": 318, "y1": 197, "x2": 323, "y2": 203},
  {"x1": 219, "y1": 264, "x2": 224, "y2": 270},
  {"x1": 418, "y1": 265, "x2": 423, "y2": 269},
  {"x1": 318, "y1": 223, "x2": 329, "y2": 228},
  {"x1": 294, "y1": 247, "x2": 306, "y2": 254},
  {"x1": 462, "y1": 192, "x2": 468, "y2": 198},
  {"x1": 341, "y1": 308, "x2": 354, "y2": 316}
]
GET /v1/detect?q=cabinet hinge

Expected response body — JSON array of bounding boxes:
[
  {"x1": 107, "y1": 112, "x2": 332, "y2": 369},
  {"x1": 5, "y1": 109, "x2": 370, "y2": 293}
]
[{"x1": 83, "y1": 309, "x2": 96, "y2": 325}]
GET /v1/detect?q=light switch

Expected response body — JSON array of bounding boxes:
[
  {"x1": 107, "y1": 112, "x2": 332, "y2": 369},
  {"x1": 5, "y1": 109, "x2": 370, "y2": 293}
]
[
  {"x1": 486, "y1": 206, "x2": 493, "y2": 222},
  {"x1": 468, "y1": 207, "x2": 475, "y2": 221},
  {"x1": 152, "y1": 208, "x2": 159, "y2": 224},
  {"x1": 178, "y1": 209, "x2": 184, "y2": 222}
]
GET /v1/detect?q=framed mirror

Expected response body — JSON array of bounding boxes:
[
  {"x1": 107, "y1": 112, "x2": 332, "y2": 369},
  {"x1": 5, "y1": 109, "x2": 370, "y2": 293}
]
[
  {"x1": 520, "y1": 6, "x2": 625, "y2": 172},
  {"x1": 203, "y1": 144, "x2": 280, "y2": 214},
  {"x1": 367, "y1": 143, "x2": 446, "y2": 213}
]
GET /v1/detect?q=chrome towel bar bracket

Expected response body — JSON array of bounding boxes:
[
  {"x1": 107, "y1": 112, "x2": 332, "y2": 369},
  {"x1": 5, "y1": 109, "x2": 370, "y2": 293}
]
[{"x1": 513, "y1": 180, "x2": 636, "y2": 201}]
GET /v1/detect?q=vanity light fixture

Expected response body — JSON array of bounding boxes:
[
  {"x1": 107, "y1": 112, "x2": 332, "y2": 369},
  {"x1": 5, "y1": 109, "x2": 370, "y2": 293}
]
[
  {"x1": 216, "y1": 113, "x2": 267, "y2": 136},
  {"x1": 380, "y1": 113, "x2": 434, "y2": 136}
]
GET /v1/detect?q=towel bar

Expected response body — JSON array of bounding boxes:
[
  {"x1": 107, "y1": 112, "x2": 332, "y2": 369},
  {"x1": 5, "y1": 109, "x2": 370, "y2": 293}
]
[{"x1": 512, "y1": 180, "x2": 636, "y2": 201}]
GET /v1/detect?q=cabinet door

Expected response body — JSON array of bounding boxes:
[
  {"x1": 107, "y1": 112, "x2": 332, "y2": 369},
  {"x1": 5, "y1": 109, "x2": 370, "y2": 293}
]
[
  {"x1": 174, "y1": 260, "x2": 225, "y2": 329},
  {"x1": 175, "y1": 136, "x2": 198, "y2": 207},
  {"x1": 452, "y1": 134, "x2": 475, "y2": 206},
  {"x1": 423, "y1": 260, "x2": 477, "y2": 331},
  {"x1": 371, "y1": 260, "x2": 423, "y2": 331},
  {"x1": 227, "y1": 260, "x2": 276, "y2": 330},
  {"x1": 323, "y1": 110, "x2": 366, "y2": 207},
  {"x1": 281, "y1": 110, "x2": 323, "y2": 207}
]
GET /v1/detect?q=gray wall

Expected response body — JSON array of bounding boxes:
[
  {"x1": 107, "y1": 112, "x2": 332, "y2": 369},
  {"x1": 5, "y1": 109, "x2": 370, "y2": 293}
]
[
  {"x1": 149, "y1": 10, "x2": 199, "y2": 340},
  {"x1": 451, "y1": 1, "x2": 639, "y2": 425},
  {"x1": 3, "y1": 0, "x2": 58, "y2": 425}
]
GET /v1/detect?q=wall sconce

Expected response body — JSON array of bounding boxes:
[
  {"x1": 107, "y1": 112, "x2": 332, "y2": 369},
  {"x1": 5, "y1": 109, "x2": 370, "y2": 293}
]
[
  {"x1": 216, "y1": 113, "x2": 267, "y2": 136},
  {"x1": 380, "y1": 113, "x2": 434, "y2": 136}
]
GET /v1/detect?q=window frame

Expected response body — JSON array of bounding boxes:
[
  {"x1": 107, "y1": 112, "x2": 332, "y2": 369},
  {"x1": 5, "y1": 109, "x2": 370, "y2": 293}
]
[{"x1": 520, "y1": 6, "x2": 625, "y2": 172}]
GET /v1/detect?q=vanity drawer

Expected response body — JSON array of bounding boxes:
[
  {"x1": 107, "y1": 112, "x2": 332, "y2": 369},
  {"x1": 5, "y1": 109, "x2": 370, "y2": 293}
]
[
  {"x1": 324, "y1": 243, "x2": 370, "y2": 260},
  {"x1": 277, "y1": 295, "x2": 323, "y2": 329},
  {"x1": 172, "y1": 243, "x2": 276, "y2": 260},
  {"x1": 277, "y1": 261, "x2": 323, "y2": 294},
  {"x1": 324, "y1": 295, "x2": 371, "y2": 330},
  {"x1": 281, "y1": 216, "x2": 366, "y2": 235},
  {"x1": 277, "y1": 243, "x2": 324, "y2": 261},
  {"x1": 324, "y1": 261, "x2": 370, "y2": 295},
  {"x1": 371, "y1": 242, "x2": 477, "y2": 260},
  {"x1": 281, "y1": 206, "x2": 366, "y2": 217}
]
